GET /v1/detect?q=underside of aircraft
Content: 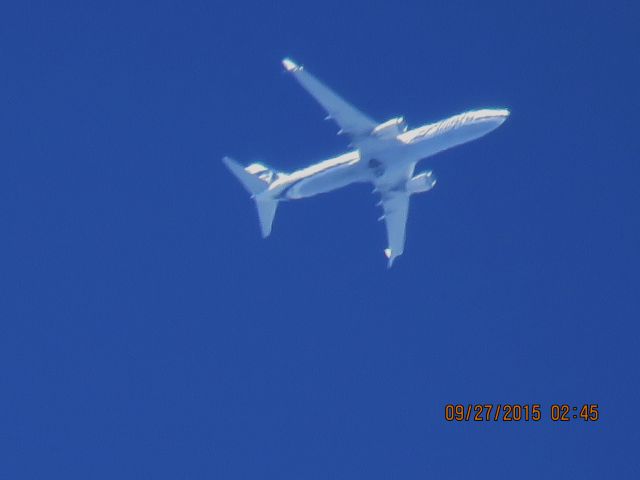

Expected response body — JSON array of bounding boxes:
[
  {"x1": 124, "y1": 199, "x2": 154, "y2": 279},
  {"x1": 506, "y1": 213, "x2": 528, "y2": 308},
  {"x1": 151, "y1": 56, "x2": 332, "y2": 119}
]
[{"x1": 224, "y1": 59, "x2": 509, "y2": 267}]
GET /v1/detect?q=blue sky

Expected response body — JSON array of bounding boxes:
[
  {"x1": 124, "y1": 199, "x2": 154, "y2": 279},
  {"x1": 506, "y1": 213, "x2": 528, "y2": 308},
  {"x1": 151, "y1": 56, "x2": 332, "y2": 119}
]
[{"x1": 1, "y1": 0, "x2": 639, "y2": 478}]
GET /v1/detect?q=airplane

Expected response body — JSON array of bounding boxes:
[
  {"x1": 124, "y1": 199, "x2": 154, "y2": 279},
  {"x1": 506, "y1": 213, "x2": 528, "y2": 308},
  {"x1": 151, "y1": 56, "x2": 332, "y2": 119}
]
[{"x1": 223, "y1": 58, "x2": 509, "y2": 267}]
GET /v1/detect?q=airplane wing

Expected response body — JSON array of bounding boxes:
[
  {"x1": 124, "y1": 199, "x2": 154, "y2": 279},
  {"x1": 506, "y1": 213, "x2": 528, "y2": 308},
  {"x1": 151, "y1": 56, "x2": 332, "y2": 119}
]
[
  {"x1": 282, "y1": 58, "x2": 378, "y2": 138},
  {"x1": 379, "y1": 190, "x2": 410, "y2": 267}
]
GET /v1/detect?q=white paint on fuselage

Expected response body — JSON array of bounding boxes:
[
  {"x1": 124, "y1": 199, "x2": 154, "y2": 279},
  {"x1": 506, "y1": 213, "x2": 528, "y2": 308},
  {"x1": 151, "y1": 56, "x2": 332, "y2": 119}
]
[
  {"x1": 400, "y1": 108, "x2": 510, "y2": 159},
  {"x1": 268, "y1": 108, "x2": 509, "y2": 200}
]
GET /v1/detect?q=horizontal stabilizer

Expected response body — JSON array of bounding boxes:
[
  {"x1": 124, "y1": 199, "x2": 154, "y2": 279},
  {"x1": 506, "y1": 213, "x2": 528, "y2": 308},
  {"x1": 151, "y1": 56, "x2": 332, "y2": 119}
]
[
  {"x1": 222, "y1": 156, "x2": 269, "y2": 196},
  {"x1": 255, "y1": 198, "x2": 278, "y2": 238},
  {"x1": 223, "y1": 156, "x2": 279, "y2": 238}
]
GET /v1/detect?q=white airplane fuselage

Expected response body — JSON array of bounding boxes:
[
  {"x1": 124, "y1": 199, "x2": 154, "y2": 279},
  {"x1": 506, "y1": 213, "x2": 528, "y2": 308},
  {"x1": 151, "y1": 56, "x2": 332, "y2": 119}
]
[{"x1": 267, "y1": 108, "x2": 509, "y2": 201}]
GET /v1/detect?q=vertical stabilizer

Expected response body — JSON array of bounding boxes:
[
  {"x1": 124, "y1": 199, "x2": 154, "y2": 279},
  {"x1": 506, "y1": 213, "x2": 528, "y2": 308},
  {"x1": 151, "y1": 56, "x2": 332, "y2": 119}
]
[
  {"x1": 223, "y1": 156, "x2": 279, "y2": 237},
  {"x1": 222, "y1": 157, "x2": 271, "y2": 196}
]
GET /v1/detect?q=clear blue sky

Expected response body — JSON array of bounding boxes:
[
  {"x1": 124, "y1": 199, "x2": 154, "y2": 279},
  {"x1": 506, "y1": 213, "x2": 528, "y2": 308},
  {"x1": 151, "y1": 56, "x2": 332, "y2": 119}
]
[{"x1": 2, "y1": 1, "x2": 639, "y2": 478}]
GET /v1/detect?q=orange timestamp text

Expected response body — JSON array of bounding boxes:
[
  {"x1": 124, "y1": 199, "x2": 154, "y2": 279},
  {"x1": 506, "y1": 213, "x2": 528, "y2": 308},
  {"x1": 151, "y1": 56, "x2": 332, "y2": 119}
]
[{"x1": 444, "y1": 404, "x2": 599, "y2": 422}]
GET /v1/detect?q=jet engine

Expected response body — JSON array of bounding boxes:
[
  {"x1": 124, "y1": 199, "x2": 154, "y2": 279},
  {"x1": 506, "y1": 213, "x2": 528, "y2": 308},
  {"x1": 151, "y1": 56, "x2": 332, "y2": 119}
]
[
  {"x1": 372, "y1": 117, "x2": 408, "y2": 138},
  {"x1": 406, "y1": 171, "x2": 436, "y2": 194}
]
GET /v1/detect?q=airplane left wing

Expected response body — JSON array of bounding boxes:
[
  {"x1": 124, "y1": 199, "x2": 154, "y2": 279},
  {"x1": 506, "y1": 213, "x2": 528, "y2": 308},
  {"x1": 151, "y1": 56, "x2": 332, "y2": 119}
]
[
  {"x1": 282, "y1": 58, "x2": 378, "y2": 138},
  {"x1": 379, "y1": 191, "x2": 410, "y2": 267}
]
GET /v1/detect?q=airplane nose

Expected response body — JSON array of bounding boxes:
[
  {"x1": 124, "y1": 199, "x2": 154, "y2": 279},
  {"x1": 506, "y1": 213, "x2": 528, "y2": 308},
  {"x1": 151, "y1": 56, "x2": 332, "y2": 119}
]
[{"x1": 493, "y1": 108, "x2": 510, "y2": 125}]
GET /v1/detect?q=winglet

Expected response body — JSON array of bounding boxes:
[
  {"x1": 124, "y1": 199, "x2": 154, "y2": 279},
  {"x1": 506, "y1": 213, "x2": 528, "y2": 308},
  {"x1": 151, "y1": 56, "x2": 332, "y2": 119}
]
[
  {"x1": 384, "y1": 248, "x2": 395, "y2": 268},
  {"x1": 282, "y1": 58, "x2": 302, "y2": 72}
]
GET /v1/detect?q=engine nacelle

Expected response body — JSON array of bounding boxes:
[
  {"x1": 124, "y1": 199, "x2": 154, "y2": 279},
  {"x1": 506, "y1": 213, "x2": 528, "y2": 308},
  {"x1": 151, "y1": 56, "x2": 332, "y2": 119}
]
[
  {"x1": 372, "y1": 117, "x2": 408, "y2": 138},
  {"x1": 406, "y1": 171, "x2": 436, "y2": 194}
]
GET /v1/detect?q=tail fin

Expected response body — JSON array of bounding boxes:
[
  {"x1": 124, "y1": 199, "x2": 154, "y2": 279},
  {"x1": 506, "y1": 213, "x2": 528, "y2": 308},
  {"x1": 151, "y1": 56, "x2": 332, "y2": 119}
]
[
  {"x1": 222, "y1": 156, "x2": 273, "y2": 196},
  {"x1": 222, "y1": 157, "x2": 279, "y2": 238}
]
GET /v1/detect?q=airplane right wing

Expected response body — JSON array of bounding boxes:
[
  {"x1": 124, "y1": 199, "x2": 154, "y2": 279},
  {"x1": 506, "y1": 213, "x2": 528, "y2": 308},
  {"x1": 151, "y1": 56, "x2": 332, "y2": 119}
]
[
  {"x1": 282, "y1": 58, "x2": 378, "y2": 138},
  {"x1": 378, "y1": 190, "x2": 411, "y2": 268}
]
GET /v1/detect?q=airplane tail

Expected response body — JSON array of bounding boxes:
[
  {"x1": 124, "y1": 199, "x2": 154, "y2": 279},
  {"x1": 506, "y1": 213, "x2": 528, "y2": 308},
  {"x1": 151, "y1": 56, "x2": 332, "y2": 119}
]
[{"x1": 222, "y1": 156, "x2": 279, "y2": 238}]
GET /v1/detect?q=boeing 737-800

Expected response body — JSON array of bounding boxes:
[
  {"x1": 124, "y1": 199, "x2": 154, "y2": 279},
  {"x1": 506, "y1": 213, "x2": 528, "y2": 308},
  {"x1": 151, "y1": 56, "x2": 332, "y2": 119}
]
[{"x1": 224, "y1": 58, "x2": 509, "y2": 266}]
